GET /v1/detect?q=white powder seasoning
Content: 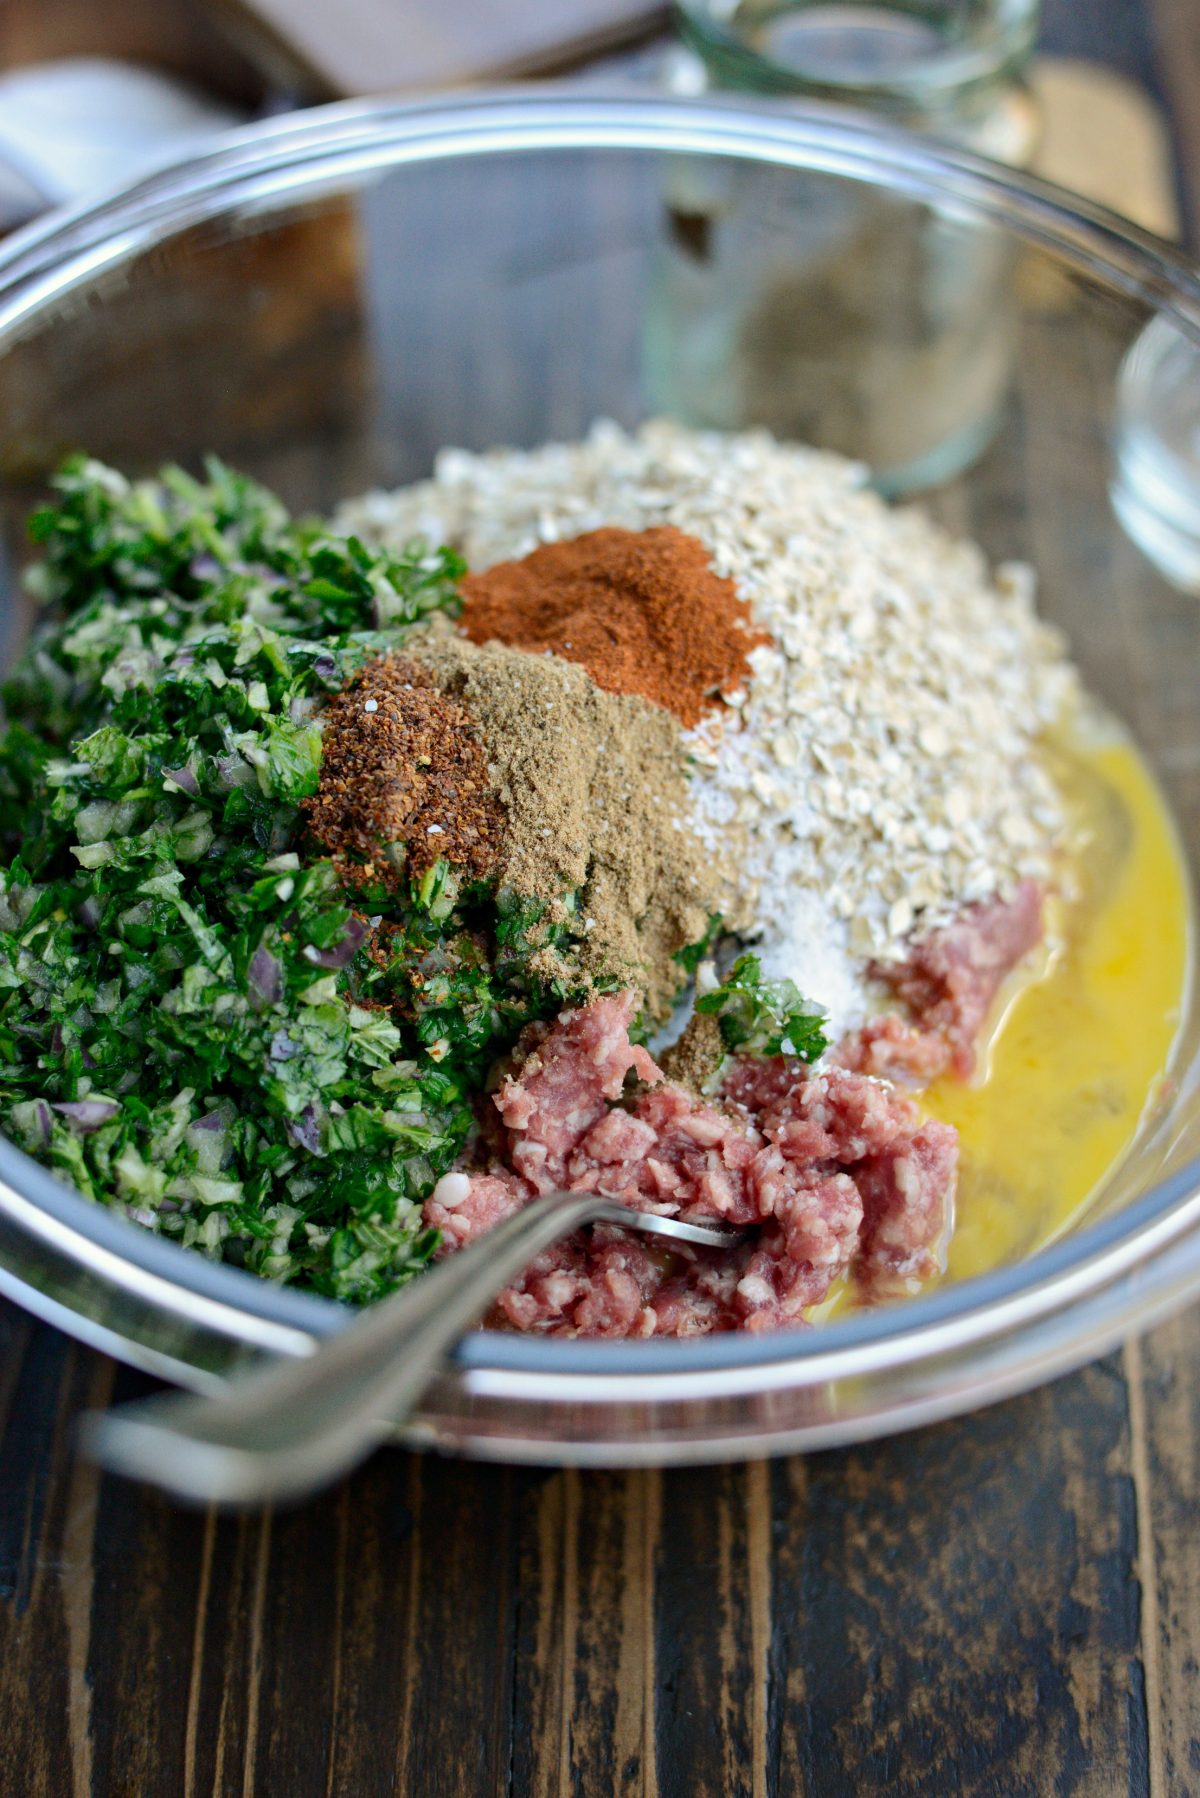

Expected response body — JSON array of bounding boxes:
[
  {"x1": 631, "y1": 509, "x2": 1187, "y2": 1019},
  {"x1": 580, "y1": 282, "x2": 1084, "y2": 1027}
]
[{"x1": 340, "y1": 422, "x2": 1079, "y2": 1034}]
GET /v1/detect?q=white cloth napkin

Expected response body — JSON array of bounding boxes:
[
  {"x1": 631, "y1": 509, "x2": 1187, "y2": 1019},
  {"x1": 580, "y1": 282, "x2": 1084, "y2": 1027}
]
[{"x1": 0, "y1": 57, "x2": 244, "y2": 228}]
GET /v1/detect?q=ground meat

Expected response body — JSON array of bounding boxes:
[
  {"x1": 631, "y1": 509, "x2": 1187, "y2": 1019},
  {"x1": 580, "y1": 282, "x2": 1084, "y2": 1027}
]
[
  {"x1": 497, "y1": 1228, "x2": 664, "y2": 1338},
  {"x1": 423, "y1": 1168, "x2": 529, "y2": 1254},
  {"x1": 840, "y1": 880, "x2": 1043, "y2": 1084},
  {"x1": 569, "y1": 1081, "x2": 762, "y2": 1223},
  {"x1": 424, "y1": 991, "x2": 958, "y2": 1336},
  {"x1": 835, "y1": 1012, "x2": 951, "y2": 1088},
  {"x1": 857, "y1": 1118, "x2": 958, "y2": 1296},
  {"x1": 494, "y1": 989, "x2": 660, "y2": 1191}
]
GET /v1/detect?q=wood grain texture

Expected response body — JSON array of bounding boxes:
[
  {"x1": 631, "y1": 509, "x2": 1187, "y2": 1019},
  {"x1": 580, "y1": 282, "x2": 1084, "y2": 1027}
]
[
  {"x1": 3, "y1": 1323, "x2": 1194, "y2": 1798},
  {"x1": 770, "y1": 1366, "x2": 1149, "y2": 1798},
  {"x1": 1129, "y1": 1324, "x2": 1200, "y2": 1798}
]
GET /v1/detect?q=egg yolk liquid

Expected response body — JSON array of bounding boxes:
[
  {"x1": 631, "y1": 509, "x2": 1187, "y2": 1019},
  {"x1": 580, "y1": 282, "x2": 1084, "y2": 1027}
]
[{"x1": 926, "y1": 731, "x2": 1190, "y2": 1280}]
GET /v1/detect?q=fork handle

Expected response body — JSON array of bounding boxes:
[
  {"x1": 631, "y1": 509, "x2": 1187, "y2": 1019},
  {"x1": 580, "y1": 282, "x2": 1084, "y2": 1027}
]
[{"x1": 78, "y1": 1188, "x2": 607, "y2": 1507}]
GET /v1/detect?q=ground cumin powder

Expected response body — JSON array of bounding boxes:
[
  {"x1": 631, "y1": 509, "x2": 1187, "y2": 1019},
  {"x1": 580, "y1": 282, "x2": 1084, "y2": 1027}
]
[
  {"x1": 659, "y1": 1012, "x2": 727, "y2": 1094},
  {"x1": 409, "y1": 628, "x2": 731, "y2": 1016},
  {"x1": 459, "y1": 524, "x2": 767, "y2": 728}
]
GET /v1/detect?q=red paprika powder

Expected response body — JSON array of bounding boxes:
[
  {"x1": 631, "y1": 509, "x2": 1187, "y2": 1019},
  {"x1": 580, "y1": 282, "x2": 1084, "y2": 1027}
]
[{"x1": 458, "y1": 524, "x2": 767, "y2": 728}]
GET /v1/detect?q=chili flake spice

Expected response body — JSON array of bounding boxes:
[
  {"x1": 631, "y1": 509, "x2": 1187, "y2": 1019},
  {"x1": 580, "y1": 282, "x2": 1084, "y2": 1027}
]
[{"x1": 305, "y1": 655, "x2": 503, "y2": 886}]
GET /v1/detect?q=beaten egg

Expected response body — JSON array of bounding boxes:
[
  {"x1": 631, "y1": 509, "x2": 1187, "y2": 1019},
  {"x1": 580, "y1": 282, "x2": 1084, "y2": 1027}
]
[
  {"x1": 812, "y1": 723, "x2": 1191, "y2": 1322},
  {"x1": 930, "y1": 726, "x2": 1191, "y2": 1281}
]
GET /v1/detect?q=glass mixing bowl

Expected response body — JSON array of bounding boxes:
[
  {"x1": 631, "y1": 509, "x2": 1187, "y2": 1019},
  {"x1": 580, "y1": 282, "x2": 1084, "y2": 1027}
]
[{"x1": 0, "y1": 93, "x2": 1198, "y2": 1466}]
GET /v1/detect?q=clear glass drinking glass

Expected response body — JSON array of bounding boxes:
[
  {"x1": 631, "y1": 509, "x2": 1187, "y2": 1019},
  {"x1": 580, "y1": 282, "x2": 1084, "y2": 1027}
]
[
  {"x1": 1112, "y1": 317, "x2": 1200, "y2": 596},
  {"x1": 0, "y1": 95, "x2": 1198, "y2": 1464}
]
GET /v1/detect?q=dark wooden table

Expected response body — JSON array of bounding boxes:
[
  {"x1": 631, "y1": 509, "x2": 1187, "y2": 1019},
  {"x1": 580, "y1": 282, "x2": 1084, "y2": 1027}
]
[{"x1": 2, "y1": 5, "x2": 1200, "y2": 1795}]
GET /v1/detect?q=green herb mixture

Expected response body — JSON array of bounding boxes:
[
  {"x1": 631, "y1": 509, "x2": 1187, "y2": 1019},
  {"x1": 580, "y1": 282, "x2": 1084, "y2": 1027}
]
[
  {"x1": 696, "y1": 953, "x2": 828, "y2": 1062},
  {"x1": 0, "y1": 457, "x2": 825, "y2": 1304}
]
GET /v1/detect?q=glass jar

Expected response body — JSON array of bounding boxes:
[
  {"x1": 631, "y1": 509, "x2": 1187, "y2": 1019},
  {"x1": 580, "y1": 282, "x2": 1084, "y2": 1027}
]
[
  {"x1": 675, "y1": 1, "x2": 1040, "y2": 153},
  {"x1": 645, "y1": 1, "x2": 1041, "y2": 492}
]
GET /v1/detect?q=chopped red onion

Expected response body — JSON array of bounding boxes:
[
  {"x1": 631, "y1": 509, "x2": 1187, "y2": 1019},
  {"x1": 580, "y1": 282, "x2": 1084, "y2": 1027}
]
[
  {"x1": 248, "y1": 946, "x2": 282, "y2": 1007},
  {"x1": 213, "y1": 754, "x2": 255, "y2": 793},
  {"x1": 163, "y1": 762, "x2": 200, "y2": 797},
  {"x1": 52, "y1": 1098, "x2": 119, "y2": 1132},
  {"x1": 301, "y1": 916, "x2": 368, "y2": 971},
  {"x1": 287, "y1": 1105, "x2": 322, "y2": 1155}
]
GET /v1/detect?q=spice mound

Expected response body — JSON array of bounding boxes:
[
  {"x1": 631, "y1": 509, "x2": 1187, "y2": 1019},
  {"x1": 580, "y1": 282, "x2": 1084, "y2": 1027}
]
[
  {"x1": 406, "y1": 631, "x2": 722, "y2": 1017},
  {"x1": 343, "y1": 420, "x2": 1078, "y2": 1037},
  {"x1": 305, "y1": 656, "x2": 503, "y2": 887},
  {"x1": 459, "y1": 524, "x2": 767, "y2": 727}
]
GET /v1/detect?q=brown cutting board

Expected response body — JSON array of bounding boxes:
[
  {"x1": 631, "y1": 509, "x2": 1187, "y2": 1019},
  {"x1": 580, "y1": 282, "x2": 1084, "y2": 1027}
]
[{"x1": 215, "y1": 0, "x2": 667, "y2": 98}]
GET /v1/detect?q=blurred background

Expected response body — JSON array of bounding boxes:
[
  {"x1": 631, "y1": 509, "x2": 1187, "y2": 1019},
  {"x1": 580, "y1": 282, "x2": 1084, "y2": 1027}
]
[
  {"x1": 0, "y1": 0, "x2": 1191, "y2": 244},
  {"x1": 1, "y1": 0, "x2": 1194, "y2": 563}
]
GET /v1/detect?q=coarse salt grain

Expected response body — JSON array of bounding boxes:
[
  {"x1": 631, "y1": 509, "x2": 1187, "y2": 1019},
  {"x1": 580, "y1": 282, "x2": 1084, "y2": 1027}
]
[
  {"x1": 340, "y1": 421, "x2": 1078, "y2": 1035},
  {"x1": 430, "y1": 1171, "x2": 472, "y2": 1209}
]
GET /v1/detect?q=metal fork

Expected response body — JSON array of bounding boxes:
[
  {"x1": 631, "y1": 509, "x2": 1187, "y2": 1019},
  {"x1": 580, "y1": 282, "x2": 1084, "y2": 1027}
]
[{"x1": 78, "y1": 1191, "x2": 747, "y2": 1507}]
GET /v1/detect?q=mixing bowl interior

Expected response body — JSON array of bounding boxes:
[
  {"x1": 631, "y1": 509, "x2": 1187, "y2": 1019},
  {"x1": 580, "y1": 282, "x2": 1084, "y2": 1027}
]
[{"x1": 1, "y1": 95, "x2": 1199, "y2": 1460}]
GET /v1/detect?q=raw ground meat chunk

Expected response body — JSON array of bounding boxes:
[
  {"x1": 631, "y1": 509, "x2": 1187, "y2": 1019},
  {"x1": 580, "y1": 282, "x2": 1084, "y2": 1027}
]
[
  {"x1": 424, "y1": 991, "x2": 959, "y2": 1336},
  {"x1": 494, "y1": 989, "x2": 660, "y2": 1191},
  {"x1": 857, "y1": 1117, "x2": 958, "y2": 1295},
  {"x1": 423, "y1": 1168, "x2": 529, "y2": 1254},
  {"x1": 569, "y1": 1081, "x2": 762, "y2": 1222},
  {"x1": 496, "y1": 1227, "x2": 665, "y2": 1338},
  {"x1": 840, "y1": 879, "x2": 1043, "y2": 1084}
]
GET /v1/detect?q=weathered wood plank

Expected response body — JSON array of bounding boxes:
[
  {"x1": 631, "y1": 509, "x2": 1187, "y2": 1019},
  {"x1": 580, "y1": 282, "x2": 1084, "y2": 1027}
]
[
  {"x1": 387, "y1": 1455, "x2": 519, "y2": 1798},
  {"x1": 179, "y1": 1506, "x2": 275, "y2": 1798},
  {"x1": 0, "y1": 1321, "x2": 1168, "y2": 1798},
  {"x1": 654, "y1": 1461, "x2": 771, "y2": 1798},
  {"x1": 1128, "y1": 1321, "x2": 1200, "y2": 1798},
  {"x1": 509, "y1": 1468, "x2": 572, "y2": 1798},
  {"x1": 511, "y1": 1468, "x2": 661, "y2": 1798},
  {"x1": 768, "y1": 1360, "x2": 1147, "y2": 1798},
  {"x1": 84, "y1": 1365, "x2": 210, "y2": 1798},
  {"x1": 0, "y1": 1326, "x2": 101, "y2": 1798},
  {"x1": 319, "y1": 1460, "x2": 424, "y2": 1798}
]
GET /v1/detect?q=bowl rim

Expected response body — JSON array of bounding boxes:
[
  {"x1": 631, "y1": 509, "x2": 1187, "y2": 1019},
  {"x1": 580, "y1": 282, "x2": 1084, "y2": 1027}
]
[{"x1": 1, "y1": 87, "x2": 1199, "y2": 1409}]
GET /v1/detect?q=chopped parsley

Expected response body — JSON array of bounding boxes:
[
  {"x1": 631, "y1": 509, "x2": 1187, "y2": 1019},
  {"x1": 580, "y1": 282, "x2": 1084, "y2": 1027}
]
[
  {"x1": 673, "y1": 911, "x2": 723, "y2": 977},
  {"x1": 0, "y1": 457, "x2": 591, "y2": 1303},
  {"x1": 696, "y1": 953, "x2": 828, "y2": 1062}
]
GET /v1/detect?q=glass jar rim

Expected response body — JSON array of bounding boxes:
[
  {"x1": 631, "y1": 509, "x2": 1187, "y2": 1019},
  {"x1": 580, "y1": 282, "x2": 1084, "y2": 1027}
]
[{"x1": 674, "y1": 0, "x2": 1041, "y2": 112}]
